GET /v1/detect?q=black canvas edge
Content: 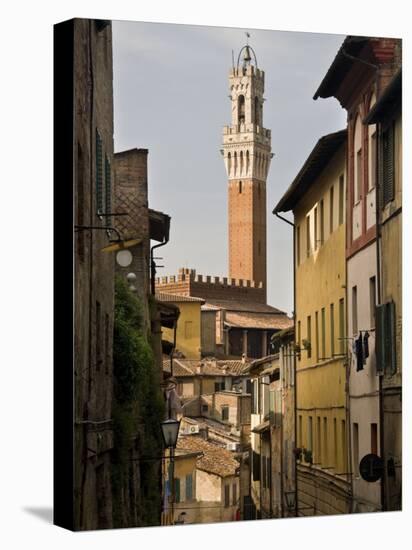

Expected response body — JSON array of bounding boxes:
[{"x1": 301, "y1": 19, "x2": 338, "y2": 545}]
[{"x1": 53, "y1": 19, "x2": 75, "y2": 531}]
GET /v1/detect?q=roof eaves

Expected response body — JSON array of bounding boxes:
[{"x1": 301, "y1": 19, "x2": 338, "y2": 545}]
[
  {"x1": 313, "y1": 36, "x2": 369, "y2": 100},
  {"x1": 273, "y1": 129, "x2": 346, "y2": 213}
]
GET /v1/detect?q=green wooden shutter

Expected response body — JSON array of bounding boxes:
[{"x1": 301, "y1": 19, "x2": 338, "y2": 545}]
[
  {"x1": 376, "y1": 301, "x2": 396, "y2": 375},
  {"x1": 95, "y1": 129, "x2": 104, "y2": 215},
  {"x1": 174, "y1": 478, "x2": 180, "y2": 503},
  {"x1": 382, "y1": 123, "x2": 395, "y2": 206},
  {"x1": 105, "y1": 155, "x2": 111, "y2": 225},
  {"x1": 185, "y1": 474, "x2": 193, "y2": 501}
]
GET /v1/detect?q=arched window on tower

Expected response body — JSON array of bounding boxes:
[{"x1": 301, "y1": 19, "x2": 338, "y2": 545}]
[
  {"x1": 239, "y1": 181, "x2": 242, "y2": 194},
  {"x1": 227, "y1": 152, "x2": 232, "y2": 177},
  {"x1": 255, "y1": 96, "x2": 261, "y2": 126},
  {"x1": 246, "y1": 150, "x2": 250, "y2": 176},
  {"x1": 240, "y1": 150, "x2": 244, "y2": 176},
  {"x1": 238, "y1": 95, "x2": 245, "y2": 125},
  {"x1": 234, "y1": 151, "x2": 238, "y2": 176}
]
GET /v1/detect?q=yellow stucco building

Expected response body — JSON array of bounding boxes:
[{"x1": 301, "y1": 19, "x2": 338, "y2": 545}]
[
  {"x1": 274, "y1": 130, "x2": 352, "y2": 515},
  {"x1": 157, "y1": 292, "x2": 204, "y2": 359}
]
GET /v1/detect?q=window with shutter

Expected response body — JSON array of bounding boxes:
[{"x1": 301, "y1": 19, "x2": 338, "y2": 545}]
[
  {"x1": 376, "y1": 301, "x2": 396, "y2": 375},
  {"x1": 185, "y1": 474, "x2": 193, "y2": 501},
  {"x1": 105, "y1": 155, "x2": 111, "y2": 226},
  {"x1": 224, "y1": 484, "x2": 230, "y2": 507},
  {"x1": 382, "y1": 123, "x2": 395, "y2": 206},
  {"x1": 252, "y1": 451, "x2": 261, "y2": 481},
  {"x1": 174, "y1": 478, "x2": 180, "y2": 503},
  {"x1": 95, "y1": 129, "x2": 104, "y2": 216}
]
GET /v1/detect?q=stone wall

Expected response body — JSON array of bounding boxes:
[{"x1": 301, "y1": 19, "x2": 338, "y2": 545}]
[
  {"x1": 73, "y1": 18, "x2": 115, "y2": 531},
  {"x1": 156, "y1": 267, "x2": 265, "y2": 304}
]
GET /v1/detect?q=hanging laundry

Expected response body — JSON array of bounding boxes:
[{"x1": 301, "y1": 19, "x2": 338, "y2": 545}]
[
  {"x1": 363, "y1": 331, "x2": 370, "y2": 363},
  {"x1": 355, "y1": 333, "x2": 364, "y2": 371}
]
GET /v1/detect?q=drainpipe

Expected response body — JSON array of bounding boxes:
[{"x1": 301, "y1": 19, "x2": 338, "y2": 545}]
[
  {"x1": 375, "y1": 121, "x2": 385, "y2": 511},
  {"x1": 150, "y1": 236, "x2": 169, "y2": 295},
  {"x1": 274, "y1": 210, "x2": 297, "y2": 517}
]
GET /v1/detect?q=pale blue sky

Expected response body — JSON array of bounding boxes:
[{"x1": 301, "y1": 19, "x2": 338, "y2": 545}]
[{"x1": 112, "y1": 21, "x2": 346, "y2": 314}]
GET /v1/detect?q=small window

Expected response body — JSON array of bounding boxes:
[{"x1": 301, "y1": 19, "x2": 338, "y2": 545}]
[
  {"x1": 339, "y1": 298, "x2": 345, "y2": 354},
  {"x1": 320, "y1": 199, "x2": 324, "y2": 245},
  {"x1": 202, "y1": 404, "x2": 208, "y2": 413},
  {"x1": 333, "y1": 418, "x2": 338, "y2": 468},
  {"x1": 314, "y1": 207, "x2": 318, "y2": 250},
  {"x1": 175, "y1": 478, "x2": 181, "y2": 503},
  {"x1": 338, "y1": 174, "x2": 344, "y2": 225},
  {"x1": 330, "y1": 303, "x2": 335, "y2": 357},
  {"x1": 306, "y1": 215, "x2": 311, "y2": 258},
  {"x1": 307, "y1": 315, "x2": 312, "y2": 358},
  {"x1": 369, "y1": 131, "x2": 377, "y2": 190},
  {"x1": 352, "y1": 286, "x2": 358, "y2": 335},
  {"x1": 317, "y1": 416, "x2": 321, "y2": 463},
  {"x1": 185, "y1": 474, "x2": 193, "y2": 501},
  {"x1": 356, "y1": 149, "x2": 362, "y2": 203},
  {"x1": 232, "y1": 483, "x2": 237, "y2": 506},
  {"x1": 329, "y1": 185, "x2": 334, "y2": 235},
  {"x1": 323, "y1": 417, "x2": 328, "y2": 464},
  {"x1": 321, "y1": 307, "x2": 326, "y2": 359},
  {"x1": 221, "y1": 405, "x2": 229, "y2": 421},
  {"x1": 315, "y1": 311, "x2": 319, "y2": 361},
  {"x1": 224, "y1": 484, "x2": 230, "y2": 507},
  {"x1": 307, "y1": 416, "x2": 313, "y2": 451},
  {"x1": 239, "y1": 180, "x2": 242, "y2": 194}
]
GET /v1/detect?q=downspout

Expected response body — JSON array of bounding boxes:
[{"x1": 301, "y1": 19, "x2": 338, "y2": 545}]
[
  {"x1": 274, "y1": 210, "x2": 297, "y2": 517},
  {"x1": 375, "y1": 121, "x2": 385, "y2": 511},
  {"x1": 150, "y1": 237, "x2": 169, "y2": 295}
]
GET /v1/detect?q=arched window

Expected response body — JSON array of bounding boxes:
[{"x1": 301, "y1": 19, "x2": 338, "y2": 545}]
[
  {"x1": 233, "y1": 151, "x2": 237, "y2": 176},
  {"x1": 240, "y1": 150, "x2": 244, "y2": 176},
  {"x1": 255, "y1": 96, "x2": 260, "y2": 126},
  {"x1": 238, "y1": 95, "x2": 245, "y2": 125},
  {"x1": 227, "y1": 152, "x2": 232, "y2": 177},
  {"x1": 239, "y1": 181, "x2": 242, "y2": 194},
  {"x1": 246, "y1": 150, "x2": 250, "y2": 176},
  {"x1": 353, "y1": 115, "x2": 362, "y2": 203},
  {"x1": 368, "y1": 93, "x2": 377, "y2": 190}
]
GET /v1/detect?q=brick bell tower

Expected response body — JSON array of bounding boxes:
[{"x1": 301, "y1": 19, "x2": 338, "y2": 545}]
[{"x1": 222, "y1": 41, "x2": 272, "y2": 301}]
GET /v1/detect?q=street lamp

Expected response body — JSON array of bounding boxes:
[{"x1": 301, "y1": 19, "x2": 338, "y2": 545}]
[
  {"x1": 284, "y1": 490, "x2": 296, "y2": 515},
  {"x1": 161, "y1": 418, "x2": 181, "y2": 448},
  {"x1": 161, "y1": 418, "x2": 181, "y2": 526}
]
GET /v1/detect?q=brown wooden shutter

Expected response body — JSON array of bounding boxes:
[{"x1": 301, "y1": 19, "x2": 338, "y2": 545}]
[{"x1": 382, "y1": 123, "x2": 395, "y2": 206}]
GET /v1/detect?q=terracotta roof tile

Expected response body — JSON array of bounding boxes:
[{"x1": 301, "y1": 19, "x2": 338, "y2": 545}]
[
  {"x1": 177, "y1": 435, "x2": 239, "y2": 477},
  {"x1": 224, "y1": 311, "x2": 293, "y2": 330}
]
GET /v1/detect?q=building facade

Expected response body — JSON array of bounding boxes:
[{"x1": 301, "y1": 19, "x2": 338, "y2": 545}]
[
  {"x1": 314, "y1": 35, "x2": 402, "y2": 512},
  {"x1": 72, "y1": 18, "x2": 115, "y2": 531},
  {"x1": 365, "y1": 69, "x2": 402, "y2": 511},
  {"x1": 275, "y1": 130, "x2": 352, "y2": 516}
]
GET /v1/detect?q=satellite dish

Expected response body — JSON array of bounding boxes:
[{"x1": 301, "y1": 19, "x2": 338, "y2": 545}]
[{"x1": 116, "y1": 249, "x2": 133, "y2": 267}]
